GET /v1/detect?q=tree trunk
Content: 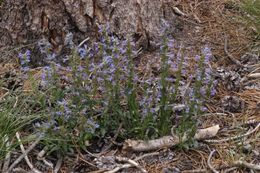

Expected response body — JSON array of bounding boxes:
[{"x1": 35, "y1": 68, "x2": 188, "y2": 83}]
[{"x1": 0, "y1": 0, "x2": 181, "y2": 57}]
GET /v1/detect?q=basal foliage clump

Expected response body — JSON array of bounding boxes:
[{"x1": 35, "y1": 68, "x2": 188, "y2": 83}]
[{"x1": 18, "y1": 24, "x2": 217, "y2": 154}]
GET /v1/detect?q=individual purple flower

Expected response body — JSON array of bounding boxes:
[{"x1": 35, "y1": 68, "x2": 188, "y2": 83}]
[
  {"x1": 210, "y1": 87, "x2": 217, "y2": 96},
  {"x1": 46, "y1": 53, "x2": 56, "y2": 61},
  {"x1": 181, "y1": 69, "x2": 187, "y2": 76},
  {"x1": 57, "y1": 99, "x2": 68, "y2": 107},
  {"x1": 21, "y1": 66, "x2": 30, "y2": 72},
  {"x1": 78, "y1": 46, "x2": 87, "y2": 59},
  {"x1": 200, "y1": 106, "x2": 208, "y2": 112},
  {"x1": 56, "y1": 111, "x2": 63, "y2": 116},
  {"x1": 41, "y1": 71, "x2": 48, "y2": 87},
  {"x1": 200, "y1": 87, "x2": 206, "y2": 95},
  {"x1": 103, "y1": 56, "x2": 114, "y2": 70},
  {"x1": 194, "y1": 55, "x2": 200, "y2": 62},
  {"x1": 18, "y1": 50, "x2": 31, "y2": 66},
  {"x1": 77, "y1": 65, "x2": 84, "y2": 72}
]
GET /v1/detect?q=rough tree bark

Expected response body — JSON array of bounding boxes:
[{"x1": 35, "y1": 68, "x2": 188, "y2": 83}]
[{"x1": 0, "y1": 0, "x2": 181, "y2": 59}]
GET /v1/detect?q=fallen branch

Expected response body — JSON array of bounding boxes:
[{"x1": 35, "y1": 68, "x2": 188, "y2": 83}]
[
  {"x1": 8, "y1": 134, "x2": 43, "y2": 172},
  {"x1": 207, "y1": 150, "x2": 219, "y2": 173},
  {"x1": 123, "y1": 125, "x2": 220, "y2": 152},
  {"x1": 15, "y1": 132, "x2": 42, "y2": 173}
]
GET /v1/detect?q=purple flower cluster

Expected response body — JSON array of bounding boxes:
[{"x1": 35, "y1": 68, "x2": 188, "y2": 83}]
[
  {"x1": 18, "y1": 50, "x2": 31, "y2": 72},
  {"x1": 56, "y1": 99, "x2": 72, "y2": 120}
]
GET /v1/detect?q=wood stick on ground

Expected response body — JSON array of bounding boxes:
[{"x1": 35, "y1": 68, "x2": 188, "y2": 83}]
[
  {"x1": 205, "y1": 123, "x2": 260, "y2": 143},
  {"x1": 207, "y1": 150, "x2": 219, "y2": 173},
  {"x1": 248, "y1": 73, "x2": 260, "y2": 79},
  {"x1": 37, "y1": 148, "x2": 53, "y2": 170},
  {"x1": 172, "y1": 6, "x2": 186, "y2": 16},
  {"x1": 224, "y1": 33, "x2": 243, "y2": 67},
  {"x1": 104, "y1": 163, "x2": 132, "y2": 173},
  {"x1": 223, "y1": 167, "x2": 237, "y2": 173},
  {"x1": 123, "y1": 125, "x2": 220, "y2": 152},
  {"x1": 13, "y1": 167, "x2": 33, "y2": 173},
  {"x1": 134, "y1": 152, "x2": 160, "y2": 161},
  {"x1": 54, "y1": 156, "x2": 63, "y2": 173},
  {"x1": 104, "y1": 156, "x2": 147, "y2": 173},
  {"x1": 78, "y1": 37, "x2": 89, "y2": 47},
  {"x1": 233, "y1": 160, "x2": 260, "y2": 171},
  {"x1": 2, "y1": 137, "x2": 11, "y2": 173},
  {"x1": 15, "y1": 132, "x2": 42, "y2": 173},
  {"x1": 182, "y1": 169, "x2": 207, "y2": 173},
  {"x1": 116, "y1": 157, "x2": 147, "y2": 173},
  {"x1": 8, "y1": 134, "x2": 43, "y2": 172}
]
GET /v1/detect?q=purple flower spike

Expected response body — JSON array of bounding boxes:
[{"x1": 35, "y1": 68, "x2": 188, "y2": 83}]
[{"x1": 202, "y1": 46, "x2": 212, "y2": 63}]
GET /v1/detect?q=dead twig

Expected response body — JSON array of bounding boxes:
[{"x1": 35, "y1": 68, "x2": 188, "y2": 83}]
[
  {"x1": 88, "y1": 170, "x2": 108, "y2": 173},
  {"x1": 224, "y1": 34, "x2": 244, "y2": 67},
  {"x1": 116, "y1": 157, "x2": 147, "y2": 173},
  {"x1": 2, "y1": 137, "x2": 11, "y2": 173},
  {"x1": 78, "y1": 37, "x2": 89, "y2": 47},
  {"x1": 248, "y1": 73, "x2": 260, "y2": 79},
  {"x1": 172, "y1": 6, "x2": 186, "y2": 16},
  {"x1": 13, "y1": 167, "x2": 32, "y2": 173},
  {"x1": 223, "y1": 167, "x2": 237, "y2": 173},
  {"x1": 205, "y1": 123, "x2": 260, "y2": 143},
  {"x1": 182, "y1": 169, "x2": 207, "y2": 173},
  {"x1": 37, "y1": 147, "x2": 53, "y2": 171},
  {"x1": 207, "y1": 150, "x2": 219, "y2": 173},
  {"x1": 8, "y1": 134, "x2": 43, "y2": 172},
  {"x1": 104, "y1": 156, "x2": 147, "y2": 173},
  {"x1": 15, "y1": 132, "x2": 42, "y2": 173},
  {"x1": 201, "y1": 113, "x2": 228, "y2": 117},
  {"x1": 104, "y1": 163, "x2": 132, "y2": 173},
  {"x1": 54, "y1": 155, "x2": 63, "y2": 173},
  {"x1": 135, "y1": 152, "x2": 160, "y2": 161},
  {"x1": 233, "y1": 160, "x2": 260, "y2": 171}
]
